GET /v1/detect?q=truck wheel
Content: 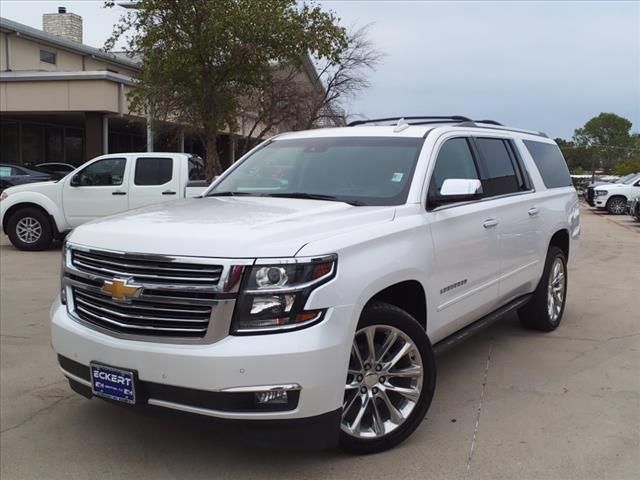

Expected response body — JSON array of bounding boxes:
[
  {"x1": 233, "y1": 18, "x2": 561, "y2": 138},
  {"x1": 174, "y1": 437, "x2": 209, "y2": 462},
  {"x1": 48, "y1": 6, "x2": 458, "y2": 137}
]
[
  {"x1": 606, "y1": 196, "x2": 627, "y2": 215},
  {"x1": 519, "y1": 246, "x2": 567, "y2": 332},
  {"x1": 339, "y1": 301, "x2": 436, "y2": 454},
  {"x1": 7, "y1": 208, "x2": 53, "y2": 251}
]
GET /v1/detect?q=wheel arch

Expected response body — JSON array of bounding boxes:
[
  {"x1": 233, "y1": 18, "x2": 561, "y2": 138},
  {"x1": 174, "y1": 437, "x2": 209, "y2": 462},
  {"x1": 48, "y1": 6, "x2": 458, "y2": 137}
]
[
  {"x1": 2, "y1": 194, "x2": 65, "y2": 235},
  {"x1": 549, "y1": 228, "x2": 570, "y2": 260},
  {"x1": 364, "y1": 280, "x2": 427, "y2": 331},
  {"x1": 3, "y1": 202, "x2": 54, "y2": 233}
]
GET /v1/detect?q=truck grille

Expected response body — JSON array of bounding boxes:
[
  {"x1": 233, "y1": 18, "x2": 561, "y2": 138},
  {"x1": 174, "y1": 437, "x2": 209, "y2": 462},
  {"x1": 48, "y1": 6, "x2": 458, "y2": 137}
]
[
  {"x1": 73, "y1": 288, "x2": 211, "y2": 337},
  {"x1": 586, "y1": 186, "x2": 595, "y2": 206},
  {"x1": 71, "y1": 250, "x2": 223, "y2": 285},
  {"x1": 65, "y1": 247, "x2": 230, "y2": 341}
]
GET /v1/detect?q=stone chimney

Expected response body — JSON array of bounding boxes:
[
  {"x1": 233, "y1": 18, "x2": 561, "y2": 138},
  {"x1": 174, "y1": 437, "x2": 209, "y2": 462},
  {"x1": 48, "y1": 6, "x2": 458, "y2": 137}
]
[{"x1": 43, "y1": 7, "x2": 83, "y2": 43}]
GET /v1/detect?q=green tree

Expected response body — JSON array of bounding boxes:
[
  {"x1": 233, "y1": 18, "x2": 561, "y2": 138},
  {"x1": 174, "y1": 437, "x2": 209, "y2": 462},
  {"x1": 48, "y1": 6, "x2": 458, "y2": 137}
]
[
  {"x1": 105, "y1": 0, "x2": 347, "y2": 178},
  {"x1": 573, "y1": 113, "x2": 634, "y2": 174},
  {"x1": 613, "y1": 156, "x2": 640, "y2": 176},
  {"x1": 555, "y1": 138, "x2": 594, "y2": 173}
]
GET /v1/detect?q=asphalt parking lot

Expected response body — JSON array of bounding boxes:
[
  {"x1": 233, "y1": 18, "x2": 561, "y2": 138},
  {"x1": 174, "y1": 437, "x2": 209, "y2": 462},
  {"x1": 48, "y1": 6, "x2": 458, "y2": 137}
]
[{"x1": 1, "y1": 205, "x2": 638, "y2": 480}]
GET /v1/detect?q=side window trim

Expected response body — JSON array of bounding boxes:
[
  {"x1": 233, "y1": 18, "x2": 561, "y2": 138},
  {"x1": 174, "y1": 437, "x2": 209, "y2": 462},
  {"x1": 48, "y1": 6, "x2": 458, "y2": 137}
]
[
  {"x1": 503, "y1": 139, "x2": 526, "y2": 190},
  {"x1": 505, "y1": 139, "x2": 533, "y2": 191}
]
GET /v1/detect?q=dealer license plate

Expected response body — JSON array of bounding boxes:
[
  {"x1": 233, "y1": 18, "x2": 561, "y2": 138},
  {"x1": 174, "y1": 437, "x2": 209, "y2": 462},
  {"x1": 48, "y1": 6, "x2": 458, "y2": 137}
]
[{"x1": 90, "y1": 363, "x2": 136, "y2": 404}]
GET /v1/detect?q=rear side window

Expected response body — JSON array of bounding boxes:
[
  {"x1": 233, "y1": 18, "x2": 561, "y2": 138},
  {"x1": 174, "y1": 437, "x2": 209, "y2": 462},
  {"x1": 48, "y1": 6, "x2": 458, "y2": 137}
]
[
  {"x1": 523, "y1": 140, "x2": 572, "y2": 188},
  {"x1": 188, "y1": 156, "x2": 206, "y2": 181},
  {"x1": 475, "y1": 138, "x2": 522, "y2": 196},
  {"x1": 134, "y1": 157, "x2": 173, "y2": 185}
]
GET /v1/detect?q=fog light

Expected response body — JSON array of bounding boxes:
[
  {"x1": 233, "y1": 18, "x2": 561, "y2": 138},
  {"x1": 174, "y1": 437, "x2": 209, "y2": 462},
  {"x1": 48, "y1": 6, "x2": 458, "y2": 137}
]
[{"x1": 255, "y1": 390, "x2": 289, "y2": 404}]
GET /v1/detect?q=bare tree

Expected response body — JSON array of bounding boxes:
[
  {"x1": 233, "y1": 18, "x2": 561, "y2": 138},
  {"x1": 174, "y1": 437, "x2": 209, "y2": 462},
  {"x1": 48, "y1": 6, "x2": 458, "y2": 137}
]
[
  {"x1": 241, "y1": 25, "x2": 383, "y2": 150},
  {"x1": 302, "y1": 25, "x2": 383, "y2": 129}
]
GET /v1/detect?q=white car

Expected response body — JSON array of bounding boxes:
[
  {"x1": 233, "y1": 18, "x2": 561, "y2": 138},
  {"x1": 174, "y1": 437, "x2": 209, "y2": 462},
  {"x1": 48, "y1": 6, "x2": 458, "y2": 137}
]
[
  {"x1": 51, "y1": 117, "x2": 580, "y2": 453},
  {"x1": 592, "y1": 173, "x2": 640, "y2": 214},
  {"x1": 0, "y1": 153, "x2": 209, "y2": 250}
]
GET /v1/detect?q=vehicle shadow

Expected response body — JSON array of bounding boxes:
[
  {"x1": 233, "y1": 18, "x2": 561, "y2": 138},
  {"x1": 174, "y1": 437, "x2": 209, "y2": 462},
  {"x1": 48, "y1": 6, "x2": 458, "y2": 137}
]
[{"x1": 66, "y1": 313, "x2": 526, "y2": 476}]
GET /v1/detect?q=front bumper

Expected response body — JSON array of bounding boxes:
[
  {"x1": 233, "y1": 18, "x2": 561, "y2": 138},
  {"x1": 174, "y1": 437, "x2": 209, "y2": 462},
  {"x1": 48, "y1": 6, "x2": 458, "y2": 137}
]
[{"x1": 51, "y1": 298, "x2": 357, "y2": 422}]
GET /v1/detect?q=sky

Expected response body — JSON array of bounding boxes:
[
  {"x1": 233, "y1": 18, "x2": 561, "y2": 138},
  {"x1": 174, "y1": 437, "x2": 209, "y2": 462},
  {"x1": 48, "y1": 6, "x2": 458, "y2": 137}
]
[{"x1": 1, "y1": 0, "x2": 638, "y2": 139}]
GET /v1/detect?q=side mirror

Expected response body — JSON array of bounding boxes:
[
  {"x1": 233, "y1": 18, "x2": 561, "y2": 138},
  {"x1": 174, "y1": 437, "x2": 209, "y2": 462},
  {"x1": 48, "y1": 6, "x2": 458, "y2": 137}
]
[
  {"x1": 440, "y1": 178, "x2": 483, "y2": 197},
  {"x1": 430, "y1": 178, "x2": 483, "y2": 207},
  {"x1": 70, "y1": 174, "x2": 80, "y2": 187}
]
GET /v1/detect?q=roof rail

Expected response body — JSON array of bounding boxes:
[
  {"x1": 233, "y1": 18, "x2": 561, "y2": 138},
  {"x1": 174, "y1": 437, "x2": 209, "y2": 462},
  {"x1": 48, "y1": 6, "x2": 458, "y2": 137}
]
[
  {"x1": 348, "y1": 115, "x2": 472, "y2": 127},
  {"x1": 456, "y1": 121, "x2": 548, "y2": 138},
  {"x1": 473, "y1": 119, "x2": 503, "y2": 126}
]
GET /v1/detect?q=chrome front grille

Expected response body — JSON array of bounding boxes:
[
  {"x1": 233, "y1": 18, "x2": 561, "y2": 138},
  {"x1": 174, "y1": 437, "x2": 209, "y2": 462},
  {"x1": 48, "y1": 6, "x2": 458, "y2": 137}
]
[
  {"x1": 73, "y1": 288, "x2": 212, "y2": 337},
  {"x1": 63, "y1": 245, "x2": 250, "y2": 343},
  {"x1": 71, "y1": 249, "x2": 224, "y2": 285}
]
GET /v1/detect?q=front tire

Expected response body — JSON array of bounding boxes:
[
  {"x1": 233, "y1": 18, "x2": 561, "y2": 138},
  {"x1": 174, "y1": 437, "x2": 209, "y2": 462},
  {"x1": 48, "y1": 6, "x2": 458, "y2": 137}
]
[
  {"x1": 519, "y1": 246, "x2": 567, "y2": 331},
  {"x1": 606, "y1": 196, "x2": 627, "y2": 215},
  {"x1": 7, "y1": 207, "x2": 53, "y2": 251},
  {"x1": 339, "y1": 301, "x2": 436, "y2": 454}
]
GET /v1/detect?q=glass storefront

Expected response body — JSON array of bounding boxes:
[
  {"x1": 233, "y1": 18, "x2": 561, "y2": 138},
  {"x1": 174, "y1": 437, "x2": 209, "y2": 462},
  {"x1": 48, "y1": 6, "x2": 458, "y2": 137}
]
[
  {"x1": 0, "y1": 120, "x2": 85, "y2": 166},
  {"x1": 0, "y1": 122, "x2": 19, "y2": 163}
]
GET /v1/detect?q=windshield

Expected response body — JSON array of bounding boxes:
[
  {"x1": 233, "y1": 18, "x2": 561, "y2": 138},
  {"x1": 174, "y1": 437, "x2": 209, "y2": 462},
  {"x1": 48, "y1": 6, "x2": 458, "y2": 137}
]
[
  {"x1": 621, "y1": 174, "x2": 640, "y2": 185},
  {"x1": 208, "y1": 137, "x2": 423, "y2": 206}
]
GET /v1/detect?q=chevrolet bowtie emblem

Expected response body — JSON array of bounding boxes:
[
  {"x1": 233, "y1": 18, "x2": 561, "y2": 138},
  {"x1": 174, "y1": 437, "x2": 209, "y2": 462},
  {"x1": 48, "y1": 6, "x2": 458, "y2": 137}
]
[{"x1": 102, "y1": 278, "x2": 142, "y2": 302}]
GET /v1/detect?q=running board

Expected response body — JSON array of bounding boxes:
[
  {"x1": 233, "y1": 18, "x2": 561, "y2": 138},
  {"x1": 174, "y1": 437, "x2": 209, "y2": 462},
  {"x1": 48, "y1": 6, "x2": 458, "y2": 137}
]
[{"x1": 433, "y1": 294, "x2": 532, "y2": 356}]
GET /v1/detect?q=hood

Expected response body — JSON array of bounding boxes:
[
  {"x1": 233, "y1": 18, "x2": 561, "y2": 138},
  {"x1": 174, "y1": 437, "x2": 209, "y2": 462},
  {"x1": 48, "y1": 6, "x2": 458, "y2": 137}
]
[
  {"x1": 4, "y1": 181, "x2": 58, "y2": 194},
  {"x1": 594, "y1": 182, "x2": 626, "y2": 191},
  {"x1": 68, "y1": 196, "x2": 396, "y2": 258}
]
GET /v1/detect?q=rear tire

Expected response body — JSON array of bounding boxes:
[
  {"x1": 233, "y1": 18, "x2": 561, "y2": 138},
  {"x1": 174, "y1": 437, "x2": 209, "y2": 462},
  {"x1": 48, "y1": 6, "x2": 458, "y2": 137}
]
[
  {"x1": 606, "y1": 196, "x2": 627, "y2": 215},
  {"x1": 7, "y1": 207, "x2": 53, "y2": 251},
  {"x1": 519, "y1": 246, "x2": 567, "y2": 332},
  {"x1": 339, "y1": 301, "x2": 436, "y2": 454}
]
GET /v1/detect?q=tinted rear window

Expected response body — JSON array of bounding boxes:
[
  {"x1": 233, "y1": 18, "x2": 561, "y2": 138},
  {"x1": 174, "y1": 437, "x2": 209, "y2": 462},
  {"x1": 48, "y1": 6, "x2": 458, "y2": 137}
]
[
  {"x1": 134, "y1": 157, "x2": 173, "y2": 185},
  {"x1": 523, "y1": 140, "x2": 572, "y2": 188},
  {"x1": 475, "y1": 138, "x2": 521, "y2": 196}
]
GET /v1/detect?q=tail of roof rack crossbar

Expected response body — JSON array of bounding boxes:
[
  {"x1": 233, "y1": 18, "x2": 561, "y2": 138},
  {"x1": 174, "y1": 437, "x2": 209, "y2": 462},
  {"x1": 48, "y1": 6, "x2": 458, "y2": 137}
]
[{"x1": 457, "y1": 121, "x2": 548, "y2": 138}]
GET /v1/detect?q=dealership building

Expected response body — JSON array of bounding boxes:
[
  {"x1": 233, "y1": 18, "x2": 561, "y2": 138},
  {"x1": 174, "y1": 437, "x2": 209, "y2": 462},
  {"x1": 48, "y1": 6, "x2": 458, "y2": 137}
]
[{"x1": 0, "y1": 7, "x2": 321, "y2": 167}]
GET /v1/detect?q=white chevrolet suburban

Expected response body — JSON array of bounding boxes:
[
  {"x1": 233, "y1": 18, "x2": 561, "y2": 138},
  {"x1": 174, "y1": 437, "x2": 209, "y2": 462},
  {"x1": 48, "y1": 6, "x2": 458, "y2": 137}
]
[
  {"x1": 0, "y1": 153, "x2": 208, "y2": 251},
  {"x1": 592, "y1": 173, "x2": 640, "y2": 214},
  {"x1": 51, "y1": 117, "x2": 580, "y2": 453}
]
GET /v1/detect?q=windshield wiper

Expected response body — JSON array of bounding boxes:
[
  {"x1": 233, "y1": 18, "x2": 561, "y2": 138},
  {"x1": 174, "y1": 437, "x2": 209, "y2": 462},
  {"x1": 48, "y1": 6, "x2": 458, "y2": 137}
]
[
  {"x1": 264, "y1": 192, "x2": 367, "y2": 206},
  {"x1": 207, "y1": 191, "x2": 256, "y2": 197}
]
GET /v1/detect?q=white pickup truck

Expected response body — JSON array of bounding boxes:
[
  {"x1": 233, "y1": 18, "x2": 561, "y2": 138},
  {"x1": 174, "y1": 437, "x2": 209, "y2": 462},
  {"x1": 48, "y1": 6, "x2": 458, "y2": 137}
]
[
  {"x1": 0, "y1": 153, "x2": 209, "y2": 250},
  {"x1": 592, "y1": 173, "x2": 640, "y2": 214}
]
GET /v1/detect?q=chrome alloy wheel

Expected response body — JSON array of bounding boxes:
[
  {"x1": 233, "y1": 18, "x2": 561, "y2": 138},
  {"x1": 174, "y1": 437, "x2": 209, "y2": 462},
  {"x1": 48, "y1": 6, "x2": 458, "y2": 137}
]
[
  {"x1": 341, "y1": 325, "x2": 424, "y2": 439},
  {"x1": 547, "y1": 257, "x2": 566, "y2": 323},
  {"x1": 608, "y1": 198, "x2": 627, "y2": 214},
  {"x1": 16, "y1": 217, "x2": 42, "y2": 244}
]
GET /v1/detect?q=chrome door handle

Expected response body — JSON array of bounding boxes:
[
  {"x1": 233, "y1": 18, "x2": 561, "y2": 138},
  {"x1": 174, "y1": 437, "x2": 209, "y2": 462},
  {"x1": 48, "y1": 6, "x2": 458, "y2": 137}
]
[
  {"x1": 483, "y1": 219, "x2": 499, "y2": 229},
  {"x1": 528, "y1": 207, "x2": 539, "y2": 217}
]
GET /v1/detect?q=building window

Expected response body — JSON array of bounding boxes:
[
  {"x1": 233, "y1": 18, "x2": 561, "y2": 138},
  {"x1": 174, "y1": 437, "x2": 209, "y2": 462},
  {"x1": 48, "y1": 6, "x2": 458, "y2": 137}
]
[
  {"x1": 0, "y1": 122, "x2": 19, "y2": 163},
  {"x1": 40, "y1": 50, "x2": 56, "y2": 64}
]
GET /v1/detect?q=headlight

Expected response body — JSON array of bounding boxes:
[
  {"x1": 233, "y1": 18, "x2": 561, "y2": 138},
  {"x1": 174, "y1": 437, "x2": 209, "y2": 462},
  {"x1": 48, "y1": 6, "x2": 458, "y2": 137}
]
[
  {"x1": 0, "y1": 191, "x2": 7, "y2": 202},
  {"x1": 595, "y1": 190, "x2": 608, "y2": 196},
  {"x1": 231, "y1": 254, "x2": 337, "y2": 334}
]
